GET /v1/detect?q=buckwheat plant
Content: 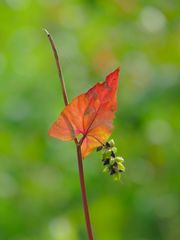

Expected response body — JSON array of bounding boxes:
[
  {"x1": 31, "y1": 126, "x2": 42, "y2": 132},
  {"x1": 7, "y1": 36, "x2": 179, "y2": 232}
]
[{"x1": 45, "y1": 29, "x2": 125, "y2": 240}]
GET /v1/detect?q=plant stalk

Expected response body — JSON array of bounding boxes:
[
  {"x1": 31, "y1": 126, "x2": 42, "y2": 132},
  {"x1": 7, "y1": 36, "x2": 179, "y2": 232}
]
[
  {"x1": 76, "y1": 144, "x2": 94, "y2": 240},
  {"x1": 45, "y1": 29, "x2": 94, "y2": 239},
  {"x1": 44, "y1": 29, "x2": 69, "y2": 106}
]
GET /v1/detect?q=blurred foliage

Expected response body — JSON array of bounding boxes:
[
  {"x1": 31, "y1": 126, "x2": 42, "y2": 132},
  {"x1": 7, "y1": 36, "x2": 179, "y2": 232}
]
[{"x1": 0, "y1": 0, "x2": 180, "y2": 239}]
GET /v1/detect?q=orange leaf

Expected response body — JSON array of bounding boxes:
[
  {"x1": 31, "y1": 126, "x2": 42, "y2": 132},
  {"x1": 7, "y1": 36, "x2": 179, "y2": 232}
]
[{"x1": 49, "y1": 67, "x2": 120, "y2": 158}]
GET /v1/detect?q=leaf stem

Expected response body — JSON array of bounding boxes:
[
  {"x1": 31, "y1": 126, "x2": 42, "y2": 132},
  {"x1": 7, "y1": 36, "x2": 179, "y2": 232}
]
[{"x1": 45, "y1": 29, "x2": 94, "y2": 239}]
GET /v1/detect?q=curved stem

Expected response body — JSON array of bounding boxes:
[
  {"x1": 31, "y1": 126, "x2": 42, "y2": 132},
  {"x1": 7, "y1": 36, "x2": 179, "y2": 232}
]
[
  {"x1": 76, "y1": 144, "x2": 94, "y2": 240},
  {"x1": 45, "y1": 29, "x2": 94, "y2": 239},
  {"x1": 44, "y1": 29, "x2": 69, "y2": 106}
]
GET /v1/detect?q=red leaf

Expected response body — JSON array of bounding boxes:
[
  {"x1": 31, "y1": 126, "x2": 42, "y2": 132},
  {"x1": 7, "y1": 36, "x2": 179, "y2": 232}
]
[{"x1": 49, "y1": 68, "x2": 120, "y2": 158}]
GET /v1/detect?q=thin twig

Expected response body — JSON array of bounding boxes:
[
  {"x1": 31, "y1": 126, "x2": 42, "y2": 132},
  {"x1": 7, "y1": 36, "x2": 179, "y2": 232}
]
[
  {"x1": 44, "y1": 28, "x2": 69, "y2": 106},
  {"x1": 45, "y1": 29, "x2": 94, "y2": 240}
]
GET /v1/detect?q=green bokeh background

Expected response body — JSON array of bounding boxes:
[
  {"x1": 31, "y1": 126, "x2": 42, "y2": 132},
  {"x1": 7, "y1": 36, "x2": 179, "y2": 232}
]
[{"x1": 0, "y1": 0, "x2": 180, "y2": 239}]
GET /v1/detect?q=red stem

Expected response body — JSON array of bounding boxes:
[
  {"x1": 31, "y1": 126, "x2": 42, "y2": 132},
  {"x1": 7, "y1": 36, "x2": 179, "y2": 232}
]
[
  {"x1": 76, "y1": 144, "x2": 94, "y2": 240},
  {"x1": 44, "y1": 29, "x2": 69, "y2": 106},
  {"x1": 45, "y1": 29, "x2": 94, "y2": 239}
]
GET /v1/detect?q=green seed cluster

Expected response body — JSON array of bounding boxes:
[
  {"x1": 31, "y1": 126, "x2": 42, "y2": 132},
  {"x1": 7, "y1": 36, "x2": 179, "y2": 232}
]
[{"x1": 97, "y1": 139, "x2": 125, "y2": 181}]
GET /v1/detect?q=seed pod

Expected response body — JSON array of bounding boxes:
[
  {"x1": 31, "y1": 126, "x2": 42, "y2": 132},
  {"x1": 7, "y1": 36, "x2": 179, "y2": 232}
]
[
  {"x1": 113, "y1": 172, "x2": 121, "y2": 181},
  {"x1": 103, "y1": 166, "x2": 109, "y2": 173},
  {"x1": 99, "y1": 139, "x2": 125, "y2": 181},
  {"x1": 111, "y1": 151, "x2": 116, "y2": 158},
  {"x1": 102, "y1": 158, "x2": 110, "y2": 165},
  {"x1": 96, "y1": 145, "x2": 103, "y2": 151},
  {"x1": 110, "y1": 168, "x2": 116, "y2": 175},
  {"x1": 108, "y1": 139, "x2": 115, "y2": 147},
  {"x1": 110, "y1": 158, "x2": 116, "y2": 165},
  {"x1": 105, "y1": 142, "x2": 111, "y2": 148},
  {"x1": 117, "y1": 162, "x2": 125, "y2": 172},
  {"x1": 115, "y1": 156, "x2": 124, "y2": 163},
  {"x1": 111, "y1": 147, "x2": 117, "y2": 153},
  {"x1": 103, "y1": 150, "x2": 112, "y2": 159},
  {"x1": 112, "y1": 162, "x2": 119, "y2": 173}
]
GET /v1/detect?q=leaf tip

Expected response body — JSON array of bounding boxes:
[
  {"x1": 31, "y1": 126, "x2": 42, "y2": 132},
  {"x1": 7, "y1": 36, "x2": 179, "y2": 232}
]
[
  {"x1": 114, "y1": 66, "x2": 121, "y2": 76},
  {"x1": 117, "y1": 66, "x2": 121, "y2": 72}
]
